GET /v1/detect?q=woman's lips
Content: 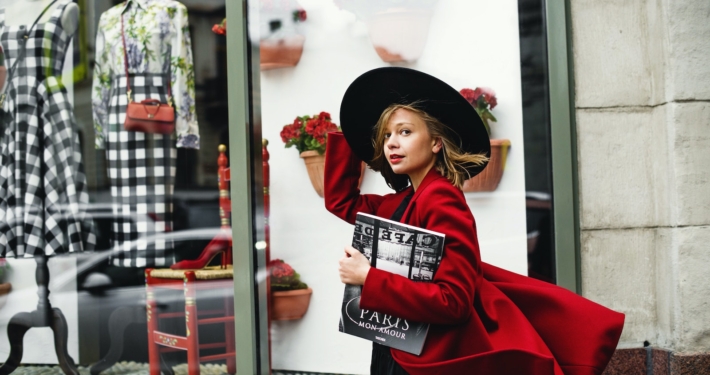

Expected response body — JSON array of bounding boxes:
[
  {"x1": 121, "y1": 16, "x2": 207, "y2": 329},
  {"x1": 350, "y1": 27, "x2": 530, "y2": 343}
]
[{"x1": 390, "y1": 154, "x2": 403, "y2": 164}]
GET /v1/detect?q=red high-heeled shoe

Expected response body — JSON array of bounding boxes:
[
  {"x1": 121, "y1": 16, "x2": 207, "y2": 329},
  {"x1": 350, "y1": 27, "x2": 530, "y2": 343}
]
[{"x1": 170, "y1": 230, "x2": 232, "y2": 270}]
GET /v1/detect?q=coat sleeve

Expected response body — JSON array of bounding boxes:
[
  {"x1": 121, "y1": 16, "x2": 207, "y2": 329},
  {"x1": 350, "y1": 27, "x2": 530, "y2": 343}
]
[
  {"x1": 360, "y1": 183, "x2": 480, "y2": 325},
  {"x1": 324, "y1": 132, "x2": 388, "y2": 225}
]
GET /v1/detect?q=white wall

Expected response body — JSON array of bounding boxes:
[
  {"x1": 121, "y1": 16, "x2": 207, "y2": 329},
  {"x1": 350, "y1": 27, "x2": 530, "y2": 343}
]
[{"x1": 259, "y1": 0, "x2": 526, "y2": 373}]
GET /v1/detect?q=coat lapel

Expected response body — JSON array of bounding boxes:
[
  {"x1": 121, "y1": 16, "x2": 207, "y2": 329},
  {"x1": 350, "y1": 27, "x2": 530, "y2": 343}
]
[{"x1": 400, "y1": 168, "x2": 446, "y2": 224}]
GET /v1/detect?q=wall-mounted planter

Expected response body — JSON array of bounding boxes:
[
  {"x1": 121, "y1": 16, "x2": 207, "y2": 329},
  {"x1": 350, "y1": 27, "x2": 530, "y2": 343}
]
[
  {"x1": 300, "y1": 151, "x2": 365, "y2": 198},
  {"x1": 260, "y1": 34, "x2": 306, "y2": 71},
  {"x1": 300, "y1": 150, "x2": 326, "y2": 197},
  {"x1": 367, "y1": 9, "x2": 434, "y2": 63},
  {"x1": 0, "y1": 282, "x2": 11, "y2": 309},
  {"x1": 271, "y1": 287, "x2": 313, "y2": 321},
  {"x1": 462, "y1": 139, "x2": 511, "y2": 192}
]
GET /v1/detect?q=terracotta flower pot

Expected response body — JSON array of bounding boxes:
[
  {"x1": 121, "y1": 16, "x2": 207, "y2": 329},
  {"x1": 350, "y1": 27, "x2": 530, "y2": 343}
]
[
  {"x1": 462, "y1": 139, "x2": 511, "y2": 192},
  {"x1": 0, "y1": 282, "x2": 11, "y2": 310},
  {"x1": 300, "y1": 150, "x2": 365, "y2": 198},
  {"x1": 260, "y1": 35, "x2": 306, "y2": 71},
  {"x1": 367, "y1": 9, "x2": 434, "y2": 63},
  {"x1": 271, "y1": 287, "x2": 313, "y2": 321},
  {"x1": 300, "y1": 150, "x2": 326, "y2": 197}
]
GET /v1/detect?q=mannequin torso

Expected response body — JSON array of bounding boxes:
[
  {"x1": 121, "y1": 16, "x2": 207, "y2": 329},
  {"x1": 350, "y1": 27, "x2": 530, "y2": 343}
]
[{"x1": 3, "y1": 0, "x2": 78, "y2": 37}]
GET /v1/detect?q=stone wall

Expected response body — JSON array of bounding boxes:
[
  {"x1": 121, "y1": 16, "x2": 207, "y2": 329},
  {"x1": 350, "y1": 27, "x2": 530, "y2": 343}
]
[{"x1": 570, "y1": 0, "x2": 710, "y2": 356}]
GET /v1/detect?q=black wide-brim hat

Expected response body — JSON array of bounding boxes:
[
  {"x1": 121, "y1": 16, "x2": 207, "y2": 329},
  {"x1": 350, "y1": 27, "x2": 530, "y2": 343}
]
[{"x1": 340, "y1": 67, "x2": 491, "y2": 178}]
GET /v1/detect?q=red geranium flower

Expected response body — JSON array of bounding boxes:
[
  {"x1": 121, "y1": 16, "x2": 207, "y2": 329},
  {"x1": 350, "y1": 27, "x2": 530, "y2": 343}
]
[
  {"x1": 281, "y1": 111, "x2": 339, "y2": 154},
  {"x1": 293, "y1": 9, "x2": 307, "y2": 22},
  {"x1": 460, "y1": 87, "x2": 498, "y2": 135},
  {"x1": 212, "y1": 18, "x2": 226, "y2": 35}
]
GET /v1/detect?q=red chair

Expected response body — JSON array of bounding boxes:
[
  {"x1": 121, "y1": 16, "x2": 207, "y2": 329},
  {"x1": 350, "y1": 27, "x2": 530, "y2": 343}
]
[{"x1": 144, "y1": 141, "x2": 271, "y2": 375}]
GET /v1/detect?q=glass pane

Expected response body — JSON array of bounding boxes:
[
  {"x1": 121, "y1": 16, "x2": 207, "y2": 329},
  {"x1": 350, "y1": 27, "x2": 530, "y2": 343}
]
[
  {"x1": 0, "y1": 0, "x2": 234, "y2": 373},
  {"x1": 248, "y1": 0, "x2": 557, "y2": 373},
  {"x1": 519, "y1": 0, "x2": 556, "y2": 283}
]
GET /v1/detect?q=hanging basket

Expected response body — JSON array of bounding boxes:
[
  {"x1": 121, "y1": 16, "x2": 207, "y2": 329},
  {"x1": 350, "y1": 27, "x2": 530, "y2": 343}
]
[
  {"x1": 260, "y1": 35, "x2": 306, "y2": 71},
  {"x1": 462, "y1": 139, "x2": 511, "y2": 192},
  {"x1": 367, "y1": 9, "x2": 434, "y2": 63},
  {"x1": 271, "y1": 287, "x2": 313, "y2": 321},
  {"x1": 300, "y1": 151, "x2": 365, "y2": 198}
]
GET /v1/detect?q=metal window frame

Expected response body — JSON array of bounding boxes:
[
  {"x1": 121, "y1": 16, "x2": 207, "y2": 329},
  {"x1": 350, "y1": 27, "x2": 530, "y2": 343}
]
[
  {"x1": 227, "y1": 0, "x2": 269, "y2": 374},
  {"x1": 226, "y1": 0, "x2": 581, "y2": 372},
  {"x1": 545, "y1": 0, "x2": 581, "y2": 293}
]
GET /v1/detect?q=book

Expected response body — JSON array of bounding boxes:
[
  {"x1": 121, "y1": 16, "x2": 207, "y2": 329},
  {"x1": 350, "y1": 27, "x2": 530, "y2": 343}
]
[{"x1": 339, "y1": 212, "x2": 445, "y2": 355}]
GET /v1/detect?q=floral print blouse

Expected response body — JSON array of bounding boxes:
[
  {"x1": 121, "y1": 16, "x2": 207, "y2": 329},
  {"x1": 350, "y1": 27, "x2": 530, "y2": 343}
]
[{"x1": 92, "y1": 0, "x2": 199, "y2": 149}]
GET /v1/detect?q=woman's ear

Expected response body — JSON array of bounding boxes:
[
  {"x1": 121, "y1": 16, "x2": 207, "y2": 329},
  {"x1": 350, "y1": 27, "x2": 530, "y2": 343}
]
[{"x1": 432, "y1": 137, "x2": 443, "y2": 154}]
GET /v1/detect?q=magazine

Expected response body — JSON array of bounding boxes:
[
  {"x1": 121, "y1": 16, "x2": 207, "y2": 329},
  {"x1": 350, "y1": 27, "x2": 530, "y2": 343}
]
[{"x1": 339, "y1": 212, "x2": 445, "y2": 355}]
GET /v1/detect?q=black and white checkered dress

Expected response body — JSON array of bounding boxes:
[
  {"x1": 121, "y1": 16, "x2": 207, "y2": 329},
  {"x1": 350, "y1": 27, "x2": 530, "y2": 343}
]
[
  {"x1": 0, "y1": 2, "x2": 95, "y2": 257},
  {"x1": 105, "y1": 74, "x2": 176, "y2": 267}
]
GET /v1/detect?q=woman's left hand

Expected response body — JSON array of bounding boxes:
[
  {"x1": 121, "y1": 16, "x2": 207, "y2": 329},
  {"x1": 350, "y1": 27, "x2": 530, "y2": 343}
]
[{"x1": 339, "y1": 246, "x2": 371, "y2": 285}]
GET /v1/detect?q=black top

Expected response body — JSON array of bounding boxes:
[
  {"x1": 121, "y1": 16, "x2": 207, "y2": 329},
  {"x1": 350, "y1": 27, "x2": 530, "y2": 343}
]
[{"x1": 369, "y1": 193, "x2": 414, "y2": 375}]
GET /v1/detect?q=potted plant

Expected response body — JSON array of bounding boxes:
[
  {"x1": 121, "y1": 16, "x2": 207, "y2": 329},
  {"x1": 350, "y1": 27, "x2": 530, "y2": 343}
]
[
  {"x1": 334, "y1": 0, "x2": 439, "y2": 63},
  {"x1": 0, "y1": 259, "x2": 11, "y2": 309},
  {"x1": 260, "y1": 8, "x2": 307, "y2": 70},
  {"x1": 280, "y1": 112, "x2": 338, "y2": 197},
  {"x1": 268, "y1": 259, "x2": 312, "y2": 320},
  {"x1": 212, "y1": 5, "x2": 307, "y2": 70},
  {"x1": 459, "y1": 87, "x2": 511, "y2": 192}
]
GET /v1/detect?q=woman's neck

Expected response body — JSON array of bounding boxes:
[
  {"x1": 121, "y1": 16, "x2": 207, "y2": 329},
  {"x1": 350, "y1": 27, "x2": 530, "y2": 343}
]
[{"x1": 409, "y1": 164, "x2": 435, "y2": 192}]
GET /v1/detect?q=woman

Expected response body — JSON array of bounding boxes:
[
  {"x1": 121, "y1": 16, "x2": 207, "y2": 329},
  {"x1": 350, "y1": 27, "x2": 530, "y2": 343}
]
[{"x1": 324, "y1": 67, "x2": 624, "y2": 375}]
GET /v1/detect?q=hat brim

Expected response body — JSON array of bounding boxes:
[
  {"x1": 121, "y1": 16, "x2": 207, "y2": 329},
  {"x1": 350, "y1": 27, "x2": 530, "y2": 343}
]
[{"x1": 339, "y1": 67, "x2": 491, "y2": 179}]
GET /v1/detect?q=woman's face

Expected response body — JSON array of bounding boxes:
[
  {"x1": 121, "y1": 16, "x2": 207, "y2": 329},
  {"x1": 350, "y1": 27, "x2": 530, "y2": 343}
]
[{"x1": 384, "y1": 108, "x2": 441, "y2": 184}]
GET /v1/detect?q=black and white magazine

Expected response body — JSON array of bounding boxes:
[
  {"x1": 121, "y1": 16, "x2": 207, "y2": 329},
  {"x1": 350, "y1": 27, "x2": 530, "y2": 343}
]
[{"x1": 339, "y1": 212, "x2": 445, "y2": 355}]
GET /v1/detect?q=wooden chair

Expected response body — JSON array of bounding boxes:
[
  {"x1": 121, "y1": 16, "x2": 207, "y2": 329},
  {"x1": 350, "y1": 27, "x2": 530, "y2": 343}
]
[{"x1": 144, "y1": 140, "x2": 271, "y2": 375}]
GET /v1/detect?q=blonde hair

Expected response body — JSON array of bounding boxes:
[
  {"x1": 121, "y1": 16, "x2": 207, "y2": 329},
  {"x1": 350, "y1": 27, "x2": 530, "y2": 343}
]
[{"x1": 370, "y1": 103, "x2": 489, "y2": 190}]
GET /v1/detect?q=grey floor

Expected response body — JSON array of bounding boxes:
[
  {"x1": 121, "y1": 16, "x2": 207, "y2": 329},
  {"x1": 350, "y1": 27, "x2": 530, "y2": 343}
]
[{"x1": 8, "y1": 361, "x2": 349, "y2": 375}]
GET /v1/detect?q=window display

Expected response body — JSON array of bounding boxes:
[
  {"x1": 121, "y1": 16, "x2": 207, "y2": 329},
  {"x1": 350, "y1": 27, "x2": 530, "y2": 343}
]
[{"x1": 0, "y1": 0, "x2": 233, "y2": 372}]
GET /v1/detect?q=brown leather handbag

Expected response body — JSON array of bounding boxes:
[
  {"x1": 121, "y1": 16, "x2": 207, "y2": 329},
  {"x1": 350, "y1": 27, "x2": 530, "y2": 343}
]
[{"x1": 121, "y1": 13, "x2": 175, "y2": 134}]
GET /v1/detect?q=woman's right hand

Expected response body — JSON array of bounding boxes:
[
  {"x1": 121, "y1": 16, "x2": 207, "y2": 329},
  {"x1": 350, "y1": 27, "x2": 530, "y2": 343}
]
[{"x1": 339, "y1": 246, "x2": 371, "y2": 286}]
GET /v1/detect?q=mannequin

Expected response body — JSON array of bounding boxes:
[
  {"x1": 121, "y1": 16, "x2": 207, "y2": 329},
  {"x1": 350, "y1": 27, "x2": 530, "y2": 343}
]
[
  {"x1": 3, "y1": 0, "x2": 78, "y2": 36},
  {"x1": 0, "y1": 0, "x2": 93, "y2": 373},
  {"x1": 92, "y1": 0, "x2": 200, "y2": 268}
]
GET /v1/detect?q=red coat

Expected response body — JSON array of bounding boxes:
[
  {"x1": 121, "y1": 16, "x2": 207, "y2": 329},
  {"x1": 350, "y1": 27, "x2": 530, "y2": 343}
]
[{"x1": 324, "y1": 132, "x2": 624, "y2": 375}]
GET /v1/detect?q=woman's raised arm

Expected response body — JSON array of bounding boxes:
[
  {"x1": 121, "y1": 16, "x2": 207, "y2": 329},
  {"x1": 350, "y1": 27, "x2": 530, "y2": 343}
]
[{"x1": 324, "y1": 132, "x2": 387, "y2": 224}]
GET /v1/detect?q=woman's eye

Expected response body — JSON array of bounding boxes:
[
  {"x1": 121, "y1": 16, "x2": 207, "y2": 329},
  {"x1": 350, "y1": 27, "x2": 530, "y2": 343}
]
[
  {"x1": 400, "y1": 129, "x2": 411, "y2": 135},
  {"x1": 384, "y1": 133, "x2": 391, "y2": 139}
]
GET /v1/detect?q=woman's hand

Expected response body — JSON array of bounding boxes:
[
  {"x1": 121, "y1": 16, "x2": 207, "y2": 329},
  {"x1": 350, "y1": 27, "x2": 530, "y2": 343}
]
[{"x1": 339, "y1": 246, "x2": 371, "y2": 285}]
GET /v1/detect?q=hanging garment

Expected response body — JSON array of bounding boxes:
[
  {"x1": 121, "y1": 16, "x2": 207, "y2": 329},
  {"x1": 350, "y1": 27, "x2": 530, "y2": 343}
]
[
  {"x1": 0, "y1": 1, "x2": 95, "y2": 257},
  {"x1": 92, "y1": 0, "x2": 199, "y2": 267},
  {"x1": 92, "y1": 0, "x2": 199, "y2": 150}
]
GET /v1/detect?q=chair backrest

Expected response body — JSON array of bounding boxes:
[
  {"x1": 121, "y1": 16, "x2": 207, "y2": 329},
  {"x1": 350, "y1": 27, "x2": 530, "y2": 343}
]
[{"x1": 216, "y1": 141, "x2": 270, "y2": 262}]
